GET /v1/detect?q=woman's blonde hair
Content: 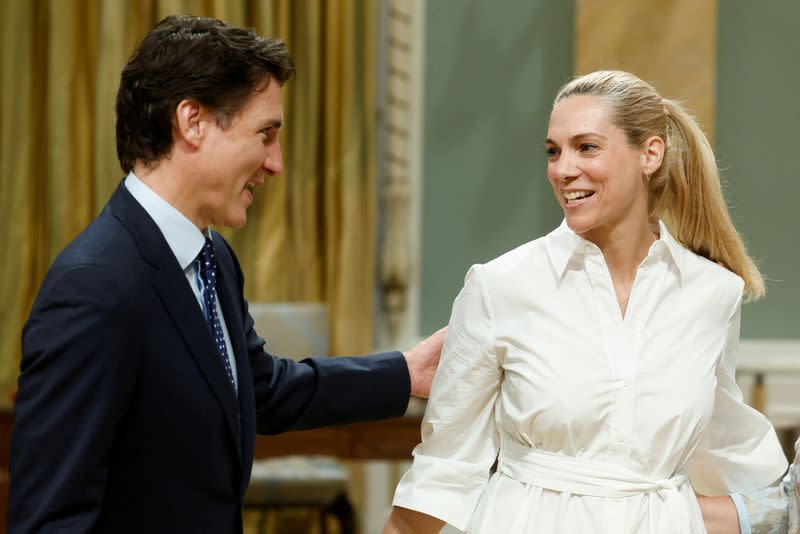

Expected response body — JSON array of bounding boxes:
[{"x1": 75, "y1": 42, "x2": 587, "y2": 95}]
[{"x1": 555, "y1": 70, "x2": 764, "y2": 300}]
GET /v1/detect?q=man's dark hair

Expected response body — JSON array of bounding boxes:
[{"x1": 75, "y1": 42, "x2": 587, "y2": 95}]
[{"x1": 115, "y1": 15, "x2": 295, "y2": 172}]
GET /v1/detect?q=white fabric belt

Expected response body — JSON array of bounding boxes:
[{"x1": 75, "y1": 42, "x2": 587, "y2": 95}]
[{"x1": 497, "y1": 439, "x2": 690, "y2": 534}]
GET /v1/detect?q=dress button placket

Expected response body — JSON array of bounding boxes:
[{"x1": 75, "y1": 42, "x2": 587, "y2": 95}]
[{"x1": 587, "y1": 251, "x2": 630, "y2": 455}]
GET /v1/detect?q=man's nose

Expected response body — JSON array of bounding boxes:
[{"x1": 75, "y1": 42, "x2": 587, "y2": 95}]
[{"x1": 263, "y1": 141, "x2": 283, "y2": 176}]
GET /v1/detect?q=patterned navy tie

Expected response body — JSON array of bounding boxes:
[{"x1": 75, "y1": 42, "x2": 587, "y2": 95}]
[{"x1": 197, "y1": 237, "x2": 236, "y2": 390}]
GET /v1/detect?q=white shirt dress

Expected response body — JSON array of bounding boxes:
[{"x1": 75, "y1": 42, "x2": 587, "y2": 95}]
[{"x1": 393, "y1": 221, "x2": 787, "y2": 533}]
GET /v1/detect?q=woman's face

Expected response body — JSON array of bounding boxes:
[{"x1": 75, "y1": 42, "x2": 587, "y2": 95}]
[{"x1": 545, "y1": 95, "x2": 653, "y2": 243}]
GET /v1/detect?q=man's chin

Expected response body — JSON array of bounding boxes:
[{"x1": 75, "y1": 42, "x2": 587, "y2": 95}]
[
  {"x1": 216, "y1": 211, "x2": 248, "y2": 230},
  {"x1": 227, "y1": 216, "x2": 247, "y2": 229}
]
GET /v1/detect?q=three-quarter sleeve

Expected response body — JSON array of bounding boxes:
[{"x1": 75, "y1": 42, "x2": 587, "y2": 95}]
[
  {"x1": 689, "y1": 291, "x2": 788, "y2": 496},
  {"x1": 393, "y1": 265, "x2": 502, "y2": 530}
]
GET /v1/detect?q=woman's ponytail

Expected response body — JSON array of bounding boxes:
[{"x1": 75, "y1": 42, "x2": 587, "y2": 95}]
[{"x1": 655, "y1": 99, "x2": 764, "y2": 299}]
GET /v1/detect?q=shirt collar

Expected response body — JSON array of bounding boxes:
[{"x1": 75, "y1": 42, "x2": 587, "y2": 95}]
[
  {"x1": 124, "y1": 172, "x2": 207, "y2": 270},
  {"x1": 544, "y1": 219, "x2": 586, "y2": 279},
  {"x1": 653, "y1": 219, "x2": 686, "y2": 277},
  {"x1": 544, "y1": 219, "x2": 686, "y2": 281}
]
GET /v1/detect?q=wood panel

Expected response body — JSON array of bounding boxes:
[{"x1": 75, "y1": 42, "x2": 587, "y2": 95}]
[
  {"x1": 253, "y1": 417, "x2": 421, "y2": 460},
  {"x1": 575, "y1": 0, "x2": 717, "y2": 137}
]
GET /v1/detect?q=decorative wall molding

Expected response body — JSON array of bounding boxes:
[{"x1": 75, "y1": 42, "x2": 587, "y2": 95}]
[
  {"x1": 377, "y1": 0, "x2": 425, "y2": 349},
  {"x1": 367, "y1": 3, "x2": 426, "y2": 533},
  {"x1": 738, "y1": 339, "x2": 800, "y2": 372}
]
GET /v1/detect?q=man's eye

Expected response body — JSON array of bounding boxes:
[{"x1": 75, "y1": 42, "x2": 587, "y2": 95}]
[
  {"x1": 580, "y1": 143, "x2": 598, "y2": 152},
  {"x1": 546, "y1": 146, "x2": 559, "y2": 156}
]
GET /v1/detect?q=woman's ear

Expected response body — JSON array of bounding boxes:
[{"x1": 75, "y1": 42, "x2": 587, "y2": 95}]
[{"x1": 641, "y1": 135, "x2": 665, "y2": 176}]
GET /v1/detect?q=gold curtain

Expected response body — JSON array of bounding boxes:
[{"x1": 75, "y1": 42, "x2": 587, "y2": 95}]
[{"x1": 0, "y1": 0, "x2": 378, "y2": 404}]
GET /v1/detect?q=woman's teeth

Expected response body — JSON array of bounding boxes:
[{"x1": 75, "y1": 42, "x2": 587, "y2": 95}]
[{"x1": 563, "y1": 190, "x2": 594, "y2": 203}]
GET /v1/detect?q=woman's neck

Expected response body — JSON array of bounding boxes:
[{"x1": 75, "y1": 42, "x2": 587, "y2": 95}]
[
  {"x1": 582, "y1": 210, "x2": 657, "y2": 280},
  {"x1": 582, "y1": 216, "x2": 658, "y2": 318}
]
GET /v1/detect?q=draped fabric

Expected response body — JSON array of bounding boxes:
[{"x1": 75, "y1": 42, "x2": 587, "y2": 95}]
[{"x1": 0, "y1": 0, "x2": 378, "y2": 404}]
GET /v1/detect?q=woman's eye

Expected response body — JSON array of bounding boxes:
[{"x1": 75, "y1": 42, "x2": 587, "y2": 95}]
[
  {"x1": 580, "y1": 143, "x2": 598, "y2": 152},
  {"x1": 546, "y1": 146, "x2": 559, "y2": 157}
]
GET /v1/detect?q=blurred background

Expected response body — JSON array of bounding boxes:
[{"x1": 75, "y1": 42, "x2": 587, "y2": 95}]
[{"x1": 0, "y1": 0, "x2": 798, "y2": 532}]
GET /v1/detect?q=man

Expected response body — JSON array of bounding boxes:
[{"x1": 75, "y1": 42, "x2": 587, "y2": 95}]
[
  {"x1": 8, "y1": 15, "x2": 445, "y2": 533},
  {"x1": 700, "y1": 438, "x2": 799, "y2": 534}
]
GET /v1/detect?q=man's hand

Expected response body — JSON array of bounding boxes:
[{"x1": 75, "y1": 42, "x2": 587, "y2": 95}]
[
  {"x1": 403, "y1": 327, "x2": 447, "y2": 398},
  {"x1": 697, "y1": 495, "x2": 741, "y2": 534}
]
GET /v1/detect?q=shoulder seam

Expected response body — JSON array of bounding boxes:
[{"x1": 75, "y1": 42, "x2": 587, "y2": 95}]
[{"x1": 471, "y1": 264, "x2": 500, "y2": 366}]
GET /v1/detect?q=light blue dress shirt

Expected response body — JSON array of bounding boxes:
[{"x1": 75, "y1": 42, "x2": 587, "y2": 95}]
[{"x1": 124, "y1": 172, "x2": 239, "y2": 391}]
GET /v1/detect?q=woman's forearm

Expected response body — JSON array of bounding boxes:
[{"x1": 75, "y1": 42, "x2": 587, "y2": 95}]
[
  {"x1": 697, "y1": 495, "x2": 741, "y2": 534},
  {"x1": 383, "y1": 506, "x2": 446, "y2": 534}
]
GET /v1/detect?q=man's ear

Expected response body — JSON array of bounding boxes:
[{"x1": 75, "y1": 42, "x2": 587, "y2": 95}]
[
  {"x1": 640, "y1": 135, "x2": 665, "y2": 176},
  {"x1": 173, "y1": 99, "x2": 206, "y2": 149}
]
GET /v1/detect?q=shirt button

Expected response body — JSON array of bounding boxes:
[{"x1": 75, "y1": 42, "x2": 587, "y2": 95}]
[{"x1": 615, "y1": 432, "x2": 626, "y2": 443}]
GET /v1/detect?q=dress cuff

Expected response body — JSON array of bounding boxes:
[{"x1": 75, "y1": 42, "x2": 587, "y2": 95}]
[
  {"x1": 393, "y1": 455, "x2": 488, "y2": 531},
  {"x1": 730, "y1": 493, "x2": 752, "y2": 534}
]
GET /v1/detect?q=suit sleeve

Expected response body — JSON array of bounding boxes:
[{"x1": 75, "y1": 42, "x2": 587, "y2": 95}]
[
  {"x1": 218, "y1": 237, "x2": 410, "y2": 435},
  {"x1": 8, "y1": 265, "x2": 140, "y2": 534},
  {"x1": 248, "y1": 328, "x2": 411, "y2": 433}
]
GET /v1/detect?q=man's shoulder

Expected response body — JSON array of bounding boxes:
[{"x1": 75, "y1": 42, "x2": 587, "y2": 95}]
[{"x1": 43, "y1": 209, "x2": 152, "y2": 302}]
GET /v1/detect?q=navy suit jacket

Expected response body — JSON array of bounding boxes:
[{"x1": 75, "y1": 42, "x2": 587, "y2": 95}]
[{"x1": 8, "y1": 183, "x2": 411, "y2": 533}]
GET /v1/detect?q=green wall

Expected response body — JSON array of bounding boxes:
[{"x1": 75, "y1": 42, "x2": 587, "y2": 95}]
[
  {"x1": 420, "y1": 1, "x2": 574, "y2": 332},
  {"x1": 717, "y1": 2, "x2": 800, "y2": 338}
]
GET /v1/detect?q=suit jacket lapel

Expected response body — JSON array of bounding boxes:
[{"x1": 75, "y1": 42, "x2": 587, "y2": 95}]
[
  {"x1": 152, "y1": 267, "x2": 243, "y2": 462},
  {"x1": 108, "y1": 183, "x2": 243, "y2": 463},
  {"x1": 211, "y1": 234, "x2": 254, "y2": 474}
]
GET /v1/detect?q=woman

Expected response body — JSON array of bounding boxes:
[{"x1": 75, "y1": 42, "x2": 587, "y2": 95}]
[{"x1": 383, "y1": 71, "x2": 787, "y2": 533}]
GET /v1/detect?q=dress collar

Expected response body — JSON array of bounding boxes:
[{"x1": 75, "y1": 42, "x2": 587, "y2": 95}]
[{"x1": 544, "y1": 219, "x2": 686, "y2": 282}]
